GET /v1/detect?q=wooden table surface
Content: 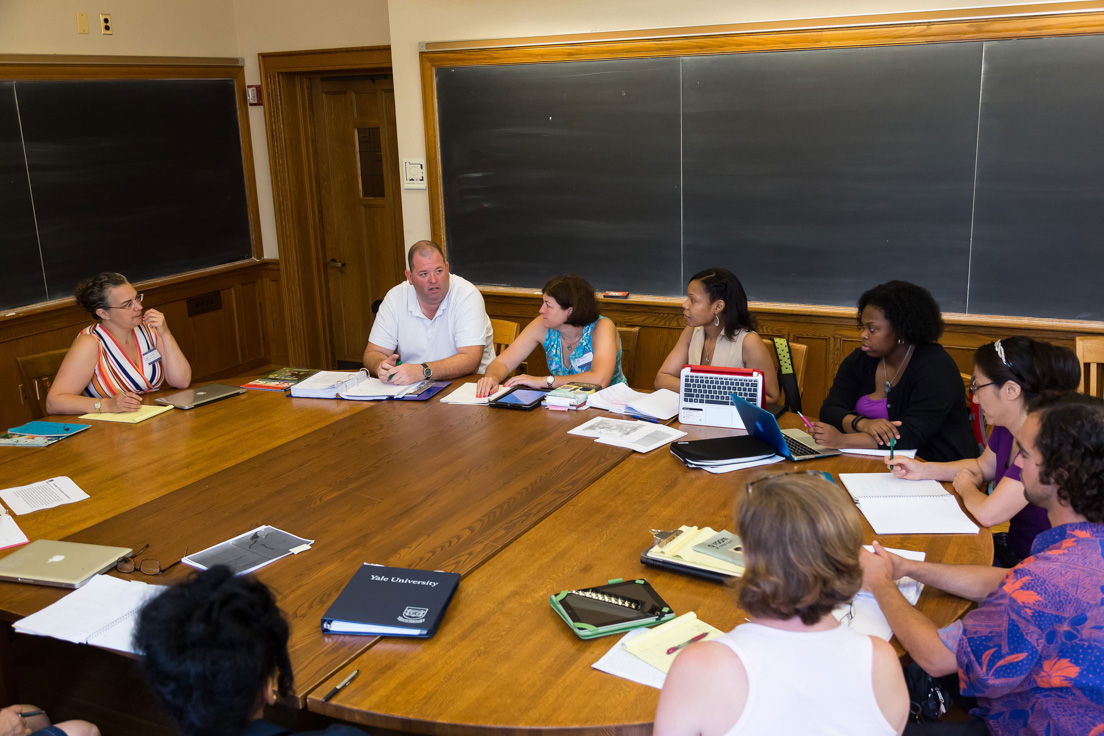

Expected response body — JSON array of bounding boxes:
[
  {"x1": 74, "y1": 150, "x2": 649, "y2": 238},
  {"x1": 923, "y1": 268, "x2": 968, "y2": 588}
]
[
  {"x1": 313, "y1": 423, "x2": 993, "y2": 736},
  {"x1": 0, "y1": 380, "x2": 633, "y2": 707},
  {"x1": 0, "y1": 385, "x2": 374, "y2": 541}
]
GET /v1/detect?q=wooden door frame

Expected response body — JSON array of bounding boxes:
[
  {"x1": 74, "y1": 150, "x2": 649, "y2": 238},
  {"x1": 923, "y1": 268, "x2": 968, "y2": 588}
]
[{"x1": 259, "y1": 46, "x2": 401, "y2": 367}]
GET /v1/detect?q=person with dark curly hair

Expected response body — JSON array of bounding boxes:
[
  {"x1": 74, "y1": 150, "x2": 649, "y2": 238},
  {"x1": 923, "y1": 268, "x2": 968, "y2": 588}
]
[
  {"x1": 475, "y1": 274, "x2": 624, "y2": 397},
  {"x1": 887, "y1": 338, "x2": 1081, "y2": 565},
  {"x1": 652, "y1": 268, "x2": 780, "y2": 404},
  {"x1": 654, "y1": 473, "x2": 908, "y2": 736},
  {"x1": 862, "y1": 392, "x2": 1104, "y2": 735},
  {"x1": 811, "y1": 280, "x2": 977, "y2": 462},
  {"x1": 45, "y1": 272, "x2": 191, "y2": 415},
  {"x1": 134, "y1": 567, "x2": 365, "y2": 736}
]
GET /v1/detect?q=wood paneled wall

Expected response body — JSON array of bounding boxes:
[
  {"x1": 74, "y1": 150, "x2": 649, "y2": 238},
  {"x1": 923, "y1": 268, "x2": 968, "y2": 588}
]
[
  {"x1": 1, "y1": 260, "x2": 287, "y2": 429},
  {"x1": 481, "y1": 287, "x2": 1104, "y2": 417}
]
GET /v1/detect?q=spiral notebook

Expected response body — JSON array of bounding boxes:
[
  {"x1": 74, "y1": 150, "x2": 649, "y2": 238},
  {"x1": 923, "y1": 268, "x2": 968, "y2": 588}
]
[
  {"x1": 13, "y1": 574, "x2": 162, "y2": 654},
  {"x1": 838, "y1": 473, "x2": 979, "y2": 535}
]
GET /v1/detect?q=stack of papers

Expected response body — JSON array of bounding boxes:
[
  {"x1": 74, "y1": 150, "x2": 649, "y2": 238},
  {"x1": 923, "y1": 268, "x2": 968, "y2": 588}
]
[
  {"x1": 587, "y1": 385, "x2": 679, "y2": 420},
  {"x1": 839, "y1": 473, "x2": 979, "y2": 534},
  {"x1": 593, "y1": 612, "x2": 724, "y2": 689},
  {"x1": 289, "y1": 370, "x2": 370, "y2": 399},
  {"x1": 568, "y1": 417, "x2": 685, "y2": 453},
  {"x1": 832, "y1": 546, "x2": 925, "y2": 640},
  {"x1": 340, "y1": 377, "x2": 432, "y2": 400},
  {"x1": 14, "y1": 575, "x2": 162, "y2": 654},
  {"x1": 183, "y1": 525, "x2": 313, "y2": 575}
]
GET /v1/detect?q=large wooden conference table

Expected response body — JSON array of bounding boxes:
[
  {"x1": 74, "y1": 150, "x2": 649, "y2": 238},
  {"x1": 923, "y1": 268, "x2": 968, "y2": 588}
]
[{"x1": 0, "y1": 378, "x2": 991, "y2": 734}]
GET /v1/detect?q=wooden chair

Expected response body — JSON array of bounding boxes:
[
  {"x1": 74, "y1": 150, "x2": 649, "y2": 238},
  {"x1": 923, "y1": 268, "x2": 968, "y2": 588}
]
[
  {"x1": 16, "y1": 348, "x2": 69, "y2": 420},
  {"x1": 1076, "y1": 336, "x2": 1104, "y2": 398},
  {"x1": 490, "y1": 319, "x2": 519, "y2": 356},
  {"x1": 617, "y1": 326, "x2": 640, "y2": 386},
  {"x1": 761, "y1": 337, "x2": 808, "y2": 394}
]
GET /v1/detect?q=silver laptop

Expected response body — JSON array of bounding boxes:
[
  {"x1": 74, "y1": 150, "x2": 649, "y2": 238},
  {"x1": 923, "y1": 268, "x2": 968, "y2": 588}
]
[
  {"x1": 155, "y1": 383, "x2": 245, "y2": 410},
  {"x1": 0, "y1": 540, "x2": 132, "y2": 588}
]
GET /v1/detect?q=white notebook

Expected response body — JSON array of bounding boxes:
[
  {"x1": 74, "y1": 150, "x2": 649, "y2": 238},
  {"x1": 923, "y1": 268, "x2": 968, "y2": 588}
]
[
  {"x1": 14, "y1": 574, "x2": 163, "y2": 654},
  {"x1": 838, "y1": 473, "x2": 979, "y2": 535}
]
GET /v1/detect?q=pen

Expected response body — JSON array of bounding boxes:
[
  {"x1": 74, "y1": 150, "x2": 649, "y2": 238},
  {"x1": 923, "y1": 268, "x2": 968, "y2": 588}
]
[
  {"x1": 625, "y1": 412, "x2": 659, "y2": 424},
  {"x1": 889, "y1": 436, "x2": 895, "y2": 460},
  {"x1": 387, "y1": 359, "x2": 403, "y2": 382},
  {"x1": 796, "y1": 411, "x2": 814, "y2": 431},
  {"x1": 18, "y1": 711, "x2": 44, "y2": 719},
  {"x1": 321, "y1": 669, "x2": 359, "y2": 703},
  {"x1": 666, "y1": 632, "x2": 708, "y2": 655}
]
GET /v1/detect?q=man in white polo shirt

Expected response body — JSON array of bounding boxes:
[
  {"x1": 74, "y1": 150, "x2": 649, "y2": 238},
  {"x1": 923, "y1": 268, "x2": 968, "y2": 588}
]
[{"x1": 363, "y1": 240, "x2": 494, "y2": 385}]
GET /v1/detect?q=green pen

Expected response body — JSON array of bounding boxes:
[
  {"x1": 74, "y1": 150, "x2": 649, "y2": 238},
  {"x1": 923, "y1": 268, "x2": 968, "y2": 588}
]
[
  {"x1": 889, "y1": 436, "x2": 895, "y2": 460},
  {"x1": 387, "y1": 359, "x2": 402, "y2": 381}
]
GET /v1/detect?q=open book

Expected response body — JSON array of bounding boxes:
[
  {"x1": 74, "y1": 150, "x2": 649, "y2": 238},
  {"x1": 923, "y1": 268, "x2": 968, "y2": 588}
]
[
  {"x1": 838, "y1": 473, "x2": 979, "y2": 534},
  {"x1": 14, "y1": 575, "x2": 162, "y2": 654}
]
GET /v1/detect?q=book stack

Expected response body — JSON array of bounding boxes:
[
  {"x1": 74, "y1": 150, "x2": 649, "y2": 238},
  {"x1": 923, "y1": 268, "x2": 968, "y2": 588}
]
[
  {"x1": 544, "y1": 381, "x2": 602, "y2": 409},
  {"x1": 241, "y1": 368, "x2": 320, "y2": 392},
  {"x1": 0, "y1": 422, "x2": 91, "y2": 447}
]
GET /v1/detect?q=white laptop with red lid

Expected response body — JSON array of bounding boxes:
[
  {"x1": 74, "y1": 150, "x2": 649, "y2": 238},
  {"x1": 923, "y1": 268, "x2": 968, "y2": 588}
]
[{"x1": 678, "y1": 365, "x2": 764, "y2": 429}]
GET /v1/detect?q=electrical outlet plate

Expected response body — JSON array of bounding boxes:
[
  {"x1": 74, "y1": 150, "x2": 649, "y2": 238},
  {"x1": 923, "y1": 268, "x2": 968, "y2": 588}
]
[
  {"x1": 77, "y1": 13, "x2": 89, "y2": 34},
  {"x1": 100, "y1": 14, "x2": 112, "y2": 35}
]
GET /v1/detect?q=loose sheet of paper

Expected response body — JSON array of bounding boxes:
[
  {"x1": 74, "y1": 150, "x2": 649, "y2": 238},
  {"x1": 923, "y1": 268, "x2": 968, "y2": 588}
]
[
  {"x1": 0, "y1": 476, "x2": 90, "y2": 515},
  {"x1": 439, "y1": 382, "x2": 511, "y2": 405},
  {"x1": 593, "y1": 629, "x2": 667, "y2": 689},
  {"x1": 0, "y1": 514, "x2": 28, "y2": 550},
  {"x1": 79, "y1": 404, "x2": 172, "y2": 423},
  {"x1": 840, "y1": 448, "x2": 918, "y2": 458},
  {"x1": 833, "y1": 547, "x2": 925, "y2": 640},
  {"x1": 183, "y1": 525, "x2": 314, "y2": 575},
  {"x1": 701, "y1": 455, "x2": 784, "y2": 474},
  {"x1": 587, "y1": 384, "x2": 650, "y2": 414},
  {"x1": 596, "y1": 424, "x2": 686, "y2": 453}
]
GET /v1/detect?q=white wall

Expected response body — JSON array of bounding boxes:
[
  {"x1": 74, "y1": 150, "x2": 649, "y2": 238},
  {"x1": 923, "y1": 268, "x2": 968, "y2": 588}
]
[{"x1": 386, "y1": 0, "x2": 1079, "y2": 248}]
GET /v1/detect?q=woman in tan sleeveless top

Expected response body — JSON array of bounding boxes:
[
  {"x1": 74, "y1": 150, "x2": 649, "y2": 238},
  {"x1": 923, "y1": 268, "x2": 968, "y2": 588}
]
[{"x1": 654, "y1": 268, "x2": 779, "y2": 404}]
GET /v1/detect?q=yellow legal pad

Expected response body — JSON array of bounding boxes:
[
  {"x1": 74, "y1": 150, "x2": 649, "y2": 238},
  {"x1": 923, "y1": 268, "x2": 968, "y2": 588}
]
[{"x1": 79, "y1": 404, "x2": 173, "y2": 424}]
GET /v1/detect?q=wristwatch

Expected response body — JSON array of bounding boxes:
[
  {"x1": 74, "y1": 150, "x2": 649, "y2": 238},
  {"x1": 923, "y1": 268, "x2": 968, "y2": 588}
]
[
  {"x1": 545, "y1": 375, "x2": 555, "y2": 387},
  {"x1": 94, "y1": 400, "x2": 102, "y2": 413},
  {"x1": 422, "y1": 364, "x2": 433, "y2": 379}
]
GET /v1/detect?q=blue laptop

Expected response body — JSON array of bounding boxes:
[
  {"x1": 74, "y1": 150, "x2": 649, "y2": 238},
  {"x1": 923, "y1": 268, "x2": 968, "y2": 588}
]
[{"x1": 730, "y1": 394, "x2": 840, "y2": 462}]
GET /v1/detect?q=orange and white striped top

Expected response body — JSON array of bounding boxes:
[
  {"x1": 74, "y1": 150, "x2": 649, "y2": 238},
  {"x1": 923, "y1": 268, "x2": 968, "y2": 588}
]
[{"x1": 80, "y1": 322, "x2": 164, "y2": 398}]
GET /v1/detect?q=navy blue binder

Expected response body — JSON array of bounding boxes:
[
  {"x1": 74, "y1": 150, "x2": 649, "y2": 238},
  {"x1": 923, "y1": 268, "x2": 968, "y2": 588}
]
[{"x1": 321, "y1": 564, "x2": 460, "y2": 637}]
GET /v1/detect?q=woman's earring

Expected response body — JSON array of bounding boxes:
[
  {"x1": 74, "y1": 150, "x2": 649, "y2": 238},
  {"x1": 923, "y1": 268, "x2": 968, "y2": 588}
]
[
  {"x1": 714, "y1": 314, "x2": 720, "y2": 327},
  {"x1": 898, "y1": 339, "x2": 903, "y2": 344}
]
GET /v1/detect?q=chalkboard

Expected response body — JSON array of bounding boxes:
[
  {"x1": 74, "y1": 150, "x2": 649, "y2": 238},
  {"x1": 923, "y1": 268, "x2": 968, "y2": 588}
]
[
  {"x1": 437, "y1": 59, "x2": 682, "y2": 295},
  {"x1": 0, "y1": 78, "x2": 252, "y2": 311},
  {"x1": 433, "y1": 33, "x2": 1104, "y2": 321}
]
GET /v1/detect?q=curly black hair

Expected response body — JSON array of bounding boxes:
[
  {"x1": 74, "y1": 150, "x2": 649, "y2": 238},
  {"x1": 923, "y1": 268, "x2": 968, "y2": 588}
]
[
  {"x1": 857, "y1": 280, "x2": 944, "y2": 344},
  {"x1": 134, "y1": 567, "x2": 294, "y2": 736},
  {"x1": 73, "y1": 272, "x2": 128, "y2": 318},
  {"x1": 1029, "y1": 392, "x2": 1104, "y2": 523}
]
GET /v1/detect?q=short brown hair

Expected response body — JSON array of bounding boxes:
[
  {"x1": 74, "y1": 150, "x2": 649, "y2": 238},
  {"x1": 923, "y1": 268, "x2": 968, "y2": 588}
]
[
  {"x1": 737, "y1": 474, "x2": 862, "y2": 625},
  {"x1": 542, "y1": 275, "x2": 599, "y2": 327},
  {"x1": 407, "y1": 240, "x2": 446, "y2": 270},
  {"x1": 74, "y1": 272, "x2": 128, "y2": 318}
]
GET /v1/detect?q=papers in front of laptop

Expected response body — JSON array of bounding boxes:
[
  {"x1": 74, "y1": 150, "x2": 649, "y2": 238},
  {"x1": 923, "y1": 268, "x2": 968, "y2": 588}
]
[
  {"x1": 0, "y1": 510, "x2": 28, "y2": 550},
  {"x1": 832, "y1": 547, "x2": 925, "y2": 641},
  {"x1": 569, "y1": 417, "x2": 686, "y2": 453},
  {"x1": 840, "y1": 448, "x2": 918, "y2": 458},
  {"x1": 0, "y1": 477, "x2": 90, "y2": 516},
  {"x1": 14, "y1": 574, "x2": 162, "y2": 654},
  {"x1": 701, "y1": 455, "x2": 784, "y2": 474},
  {"x1": 588, "y1": 385, "x2": 679, "y2": 421}
]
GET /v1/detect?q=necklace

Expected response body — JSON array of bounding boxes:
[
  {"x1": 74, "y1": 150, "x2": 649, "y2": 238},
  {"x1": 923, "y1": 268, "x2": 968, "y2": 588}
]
[
  {"x1": 881, "y1": 344, "x2": 914, "y2": 395},
  {"x1": 561, "y1": 331, "x2": 581, "y2": 355},
  {"x1": 702, "y1": 338, "x2": 715, "y2": 365}
]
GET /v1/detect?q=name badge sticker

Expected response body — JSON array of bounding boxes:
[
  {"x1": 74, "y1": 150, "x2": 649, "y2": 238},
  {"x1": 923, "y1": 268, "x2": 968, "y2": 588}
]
[
  {"x1": 143, "y1": 347, "x2": 163, "y2": 364},
  {"x1": 571, "y1": 351, "x2": 594, "y2": 373}
]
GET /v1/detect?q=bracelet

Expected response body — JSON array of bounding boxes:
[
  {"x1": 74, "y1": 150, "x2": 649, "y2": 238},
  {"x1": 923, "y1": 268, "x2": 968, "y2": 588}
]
[{"x1": 850, "y1": 414, "x2": 864, "y2": 432}]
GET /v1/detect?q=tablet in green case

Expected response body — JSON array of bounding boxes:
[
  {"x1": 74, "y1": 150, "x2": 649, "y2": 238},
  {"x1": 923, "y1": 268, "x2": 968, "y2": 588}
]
[{"x1": 550, "y1": 578, "x2": 674, "y2": 640}]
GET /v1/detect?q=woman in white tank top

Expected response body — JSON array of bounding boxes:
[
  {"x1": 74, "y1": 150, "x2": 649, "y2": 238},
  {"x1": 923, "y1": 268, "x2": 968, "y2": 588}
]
[{"x1": 654, "y1": 473, "x2": 909, "y2": 736}]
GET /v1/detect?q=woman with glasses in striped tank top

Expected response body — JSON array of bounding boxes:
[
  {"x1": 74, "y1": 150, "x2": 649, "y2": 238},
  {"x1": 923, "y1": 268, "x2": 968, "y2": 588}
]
[{"x1": 46, "y1": 272, "x2": 191, "y2": 415}]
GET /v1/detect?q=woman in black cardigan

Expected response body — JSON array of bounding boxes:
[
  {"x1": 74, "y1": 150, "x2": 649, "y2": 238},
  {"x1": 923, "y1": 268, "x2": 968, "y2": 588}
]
[{"x1": 811, "y1": 281, "x2": 978, "y2": 462}]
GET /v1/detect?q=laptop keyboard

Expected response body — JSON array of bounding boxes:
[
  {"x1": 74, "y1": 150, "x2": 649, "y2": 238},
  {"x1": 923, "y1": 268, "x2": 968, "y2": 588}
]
[
  {"x1": 783, "y1": 434, "x2": 818, "y2": 457},
  {"x1": 682, "y1": 374, "x2": 760, "y2": 405}
]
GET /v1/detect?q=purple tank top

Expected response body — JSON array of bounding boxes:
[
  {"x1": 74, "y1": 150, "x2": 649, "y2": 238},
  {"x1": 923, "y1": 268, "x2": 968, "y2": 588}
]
[
  {"x1": 855, "y1": 395, "x2": 889, "y2": 420},
  {"x1": 989, "y1": 426, "x2": 1050, "y2": 560}
]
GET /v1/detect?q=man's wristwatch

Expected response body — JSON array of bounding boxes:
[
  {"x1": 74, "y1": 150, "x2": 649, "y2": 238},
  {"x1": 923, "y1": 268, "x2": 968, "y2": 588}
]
[
  {"x1": 423, "y1": 364, "x2": 433, "y2": 379},
  {"x1": 545, "y1": 375, "x2": 555, "y2": 387}
]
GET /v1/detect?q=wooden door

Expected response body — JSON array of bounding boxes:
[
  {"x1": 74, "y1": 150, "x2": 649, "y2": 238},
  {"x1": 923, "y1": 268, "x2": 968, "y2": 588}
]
[{"x1": 311, "y1": 75, "x2": 405, "y2": 365}]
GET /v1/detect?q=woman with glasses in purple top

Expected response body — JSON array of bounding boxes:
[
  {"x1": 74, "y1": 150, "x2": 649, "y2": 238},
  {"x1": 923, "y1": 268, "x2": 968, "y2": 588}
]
[{"x1": 887, "y1": 337, "x2": 1080, "y2": 565}]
